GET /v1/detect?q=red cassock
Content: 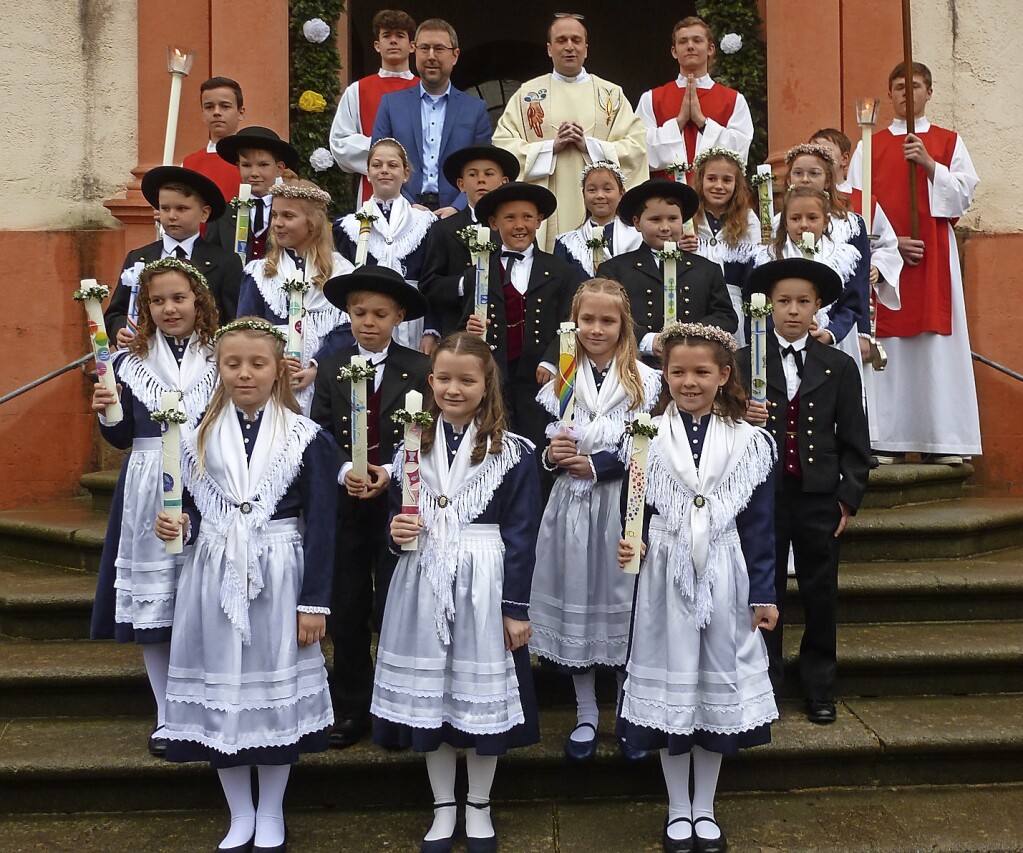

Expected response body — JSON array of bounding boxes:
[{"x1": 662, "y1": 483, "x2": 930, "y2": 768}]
[
  {"x1": 181, "y1": 148, "x2": 240, "y2": 212},
  {"x1": 649, "y1": 81, "x2": 738, "y2": 182},
  {"x1": 357, "y1": 74, "x2": 419, "y2": 202},
  {"x1": 871, "y1": 126, "x2": 959, "y2": 337}
]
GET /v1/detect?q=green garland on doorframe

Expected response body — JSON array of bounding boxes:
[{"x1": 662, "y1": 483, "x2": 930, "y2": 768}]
[
  {"x1": 288, "y1": 1, "x2": 354, "y2": 216},
  {"x1": 696, "y1": 0, "x2": 769, "y2": 171}
]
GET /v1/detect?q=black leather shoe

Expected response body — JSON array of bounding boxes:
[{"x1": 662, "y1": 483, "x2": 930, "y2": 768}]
[
  {"x1": 216, "y1": 833, "x2": 254, "y2": 853},
  {"x1": 662, "y1": 816, "x2": 694, "y2": 853},
  {"x1": 420, "y1": 803, "x2": 457, "y2": 853},
  {"x1": 148, "y1": 727, "x2": 168, "y2": 758},
  {"x1": 329, "y1": 717, "x2": 370, "y2": 749},
  {"x1": 693, "y1": 816, "x2": 728, "y2": 853},
  {"x1": 806, "y1": 699, "x2": 837, "y2": 725},
  {"x1": 563, "y1": 722, "x2": 597, "y2": 762},
  {"x1": 618, "y1": 735, "x2": 649, "y2": 762},
  {"x1": 252, "y1": 821, "x2": 288, "y2": 853},
  {"x1": 465, "y1": 801, "x2": 497, "y2": 853}
]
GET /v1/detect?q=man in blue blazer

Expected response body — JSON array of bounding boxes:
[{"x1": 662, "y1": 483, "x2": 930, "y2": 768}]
[{"x1": 373, "y1": 17, "x2": 491, "y2": 217}]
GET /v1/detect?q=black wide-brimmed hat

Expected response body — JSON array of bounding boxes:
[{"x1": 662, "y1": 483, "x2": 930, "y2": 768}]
[
  {"x1": 474, "y1": 181, "x2": 557, "y2": 223},
  {"x1": 216, "y1": 126, "x2": 301, "y2": 170},
  {"x1": 442, "y1": 145, "x2": 521, "y2": 188},
  {"x1": 141, "y1": 166, "x2": 226, "y2": 221},
  {"x1": 747, "y1": 257, "x2": 843, "y2": 306},
  {"x1": 617, "y1": 179, "x2": 699, "y2": 224},
  {"x1": 323, "y1": 265, "x2": 429, "y2": 321}
]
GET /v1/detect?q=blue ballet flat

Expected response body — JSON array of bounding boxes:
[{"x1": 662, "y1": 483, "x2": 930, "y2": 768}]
[
  {"x1": 563, "y1": 722, "x2": 598, "y2": 762},
  {"x1": 420, "y1": 803, "x2": 457, "y2": 853},
  {"x1": 618, "y1": 735, "x2": 649, "y2": 762}
]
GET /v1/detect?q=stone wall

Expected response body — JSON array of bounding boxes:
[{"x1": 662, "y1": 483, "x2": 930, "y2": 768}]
[{"x1": 0, "y1": 1, "x2": 137, "y2": 230}]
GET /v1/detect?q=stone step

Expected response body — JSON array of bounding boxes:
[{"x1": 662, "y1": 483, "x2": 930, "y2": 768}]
[
  {"x1": 0, "y1": 558, "x2": 96, "y2": 640},
  {"x1": 5, "y1": 782, "x2": 1023, "y2": 852},
  {"x1": 4, "y1": 611, "x2": 1021, "y2": 721},
  {"x1": 78, "y1": 469, "x2": 119, "y2": 514},
  {"x1": 1, "y1": 695, "x2": 1021, "y2": 815},
  {"x1": 862, "y1": 461, "x2": 974, "y2": 509},
  {"x1": 0, "y1": 501, "x2": 106, "y2": 571},
  {"x1": 842, "y1": 497, "x2": 1023, "y2": 561}
]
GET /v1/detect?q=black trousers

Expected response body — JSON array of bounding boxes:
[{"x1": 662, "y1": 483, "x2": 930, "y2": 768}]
[
  {"x1": 762, "y1": 476, "x2": 841, "y2": 701},
  {"x1": 328, "y1": 488, "x2": 397, "y2": 721}
]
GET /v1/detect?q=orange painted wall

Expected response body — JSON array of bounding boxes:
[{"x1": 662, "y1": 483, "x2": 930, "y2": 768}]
[
  {"x1": 0, "y1": 230, "x2": 126, "y2": 510},
  {"x1": 964, "y1": 233, "x2": 1023, "y2": 495}
]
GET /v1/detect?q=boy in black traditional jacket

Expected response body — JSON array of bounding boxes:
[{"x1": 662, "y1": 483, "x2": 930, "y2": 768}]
[
  {"x1": 739, "y1": 257, "x2": 870, "y2": 725},
  {"x1": 311, "y1": 266, "x2": 431, "y2": 748}
]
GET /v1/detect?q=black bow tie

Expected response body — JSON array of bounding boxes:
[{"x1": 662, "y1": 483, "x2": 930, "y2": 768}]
[
  {"x1": 502, "y1": 251, "x2": 524, "y2": 261},
  {"x1": 781, "y1": 345, "x2": 804, "y2": 377}
]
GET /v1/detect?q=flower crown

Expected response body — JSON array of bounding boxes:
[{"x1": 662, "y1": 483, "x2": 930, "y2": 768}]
[
  {"x1": 141, "y1": 258, "x2": 210, "y2": 289},
  {"x1": 657, "y1": 321, "x2": 738, "y2": 353},
  {"x1": 372, "y1": 136, "x2": 410, "y2": 163},
  {"x1": 691, "y1": 147, "x2": 746, "y2": 176},
  {"x1": 580, "y1": 159, "x2": 626, "y2": 188},
  {"x1": 269, "y1": 182, "x2": 332, "y2": 205},
  {"x1": 784, "y1": 143, "x2": 837, "y2": 167},
  {"x1": 214, "y1": 318, "x2": 288, "y2": 344}
]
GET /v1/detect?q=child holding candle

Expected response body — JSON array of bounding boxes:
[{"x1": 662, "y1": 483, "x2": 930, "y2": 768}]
[
  {"x1": 596, "y1": 179, "x2": 736, "y2": 368},
  {"x1": 420, "y1": 144, "x2": 519, "y2": 339},
  {"x1": 89, "y1": 258, "x2": 219, "y2": 758},
  {"x1": 462, "y1": 182, "x2": 578, "y2": 452},
  {"x1": 310, "y1": 265, "x2": 431, "y2": 750},
  {"x1": 236, "y1": 177, "x2": 355, "y2": 415},
  {"x1": 334, "y1": 138, "x2": 438, "y2": 351},
  {"x1": 373, "y1": 332, "x2": 541, "y2": 853},
  {"x1": 616, "y1": 322, "x2": 778, "y2": 853},
  {"x1": 204, "y1": 127, "x2": 300, "y2": 265},
  {"x1": 687, "y1": 148, "x2": 761, "y2": 346},
  {"x1": 106, "y1": 166, "x2": 243, "y2": 339},
  {"x1": 739, "y1": 259, "x2": 870, "y2": 726},
  {"x1": 553, "y1": 161, "x2": 643, "y2": 283},
  {"x1": 531, "y1": 279, "x2": 661, "y2": 762},
  {"x1": 753, "y1": 187, "x2": 866, "y2": 393},
  {"x1": 154, "y1": 317, "x2": 338, "y2": 853}
]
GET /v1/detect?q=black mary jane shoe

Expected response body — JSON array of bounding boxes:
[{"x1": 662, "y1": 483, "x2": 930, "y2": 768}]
[
  {"x1": 805, "y1": 699, "x2": 837, "y2": 725},
  {"x1": 329, "y1": 716, "x2": 371, "y2": 749},
  {"x1": 662, "y1": 816, "x2": 694, "y2": 853},
  {"x1": 618, "y1": 735, "x2": 649, "y2": 762},
  {"x1": 419, "y1": 802, "x2": 458, "y2": 853},
  {"x1": 563, "y1": 722, "x2": 598, "y2": 762},
  {"x1": 148, "y1": 726, "x2": 168, "y2": 758},
  {"x1": 464, "y1": 801, "x2": 498, "y2": 853},
  {"x1": 252, "y1": 820, "x2": 288, "y2": 853},
  {"x1": 693, "y1": 816, "x2": 728, "y2": 853}
]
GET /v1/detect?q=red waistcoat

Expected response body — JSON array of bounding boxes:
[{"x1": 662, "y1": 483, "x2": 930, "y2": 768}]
[{"x1": 649, "y1": 80, "x2": 738, "y2": 182}]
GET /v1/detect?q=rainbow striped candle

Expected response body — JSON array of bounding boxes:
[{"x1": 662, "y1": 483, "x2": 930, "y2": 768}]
[{"x1": 556, "y1": 322, "x2": 578, "y2": 426}]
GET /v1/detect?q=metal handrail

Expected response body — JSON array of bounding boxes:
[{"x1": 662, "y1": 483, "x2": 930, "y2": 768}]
[
  {"x1": 972, "y1": 352, "x2": 1023, "y2": 384},
  {"x1": 0, "y1": 353, "x2": 94, "y2": 406}
]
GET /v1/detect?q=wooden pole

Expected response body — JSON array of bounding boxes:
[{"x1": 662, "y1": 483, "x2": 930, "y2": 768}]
[{"x1": 902, "y1": 0, "x2": 919, "y2": 238}]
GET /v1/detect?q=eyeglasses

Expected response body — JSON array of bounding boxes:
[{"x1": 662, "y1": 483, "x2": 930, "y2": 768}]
[
  {"x1": 789, "y1": 168, "x2": 827, "y2": 180},
  {"x1": 416, "y1": 44, "x2": 455, "y2": 56},
  {"x1": 554, "y1": 12, "x2": 585, "y2": 20}
]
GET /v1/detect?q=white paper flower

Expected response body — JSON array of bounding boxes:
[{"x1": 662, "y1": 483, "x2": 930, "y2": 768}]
[
  {"x1": 720, "y1": 33, "x2": 743, "y2": 54},
  {"x1": 309, "y1": 147, "x2": 334, "y2": 172},
  {"x1": 303, "y1": 18, "x2": 331, "y2": 44}
]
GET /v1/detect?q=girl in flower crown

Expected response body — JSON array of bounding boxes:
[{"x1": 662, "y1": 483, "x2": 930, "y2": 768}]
[
  {"x1": 155, "y1": 317, "x2": 338, "y2": 853},
  {"x1": 687, "y1": 147, "x2": 760, "y2": 346},
  {"x1": 616, "y1": 322, "x2": 778, "y2": 853},
  {"x1": 531, "y1": 278, "x2": 661, "y2": 764},
  {"x1": 553, "y1": 161, "x2": 643, "y2": 282},
  {"x1": 334, "y1": 137, "x2": 437, "y2": 352},
  {"x1": 89, "y1": 258, "x2": 220, "y2": 759},
  {"x1": 373, "y1": 333, "x2": 541, "y2": 853},
  {"x1": 755, "y1": 186, "x2": 867, "y2": 391},
  {"x1": 236, "y1": 177, "x2": 355, "y2": 415}
]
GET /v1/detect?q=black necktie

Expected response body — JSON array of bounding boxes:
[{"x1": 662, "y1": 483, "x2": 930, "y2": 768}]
[
  {"x1": 781, "y1": 345, "x2": 804, "y2": 377},
  {"x1": 174, "y1": 246, "x2": 187, "y2": 260},
  {"x1": 502, "y1": 251, "x2": 524, "y2": 285},
  {"x1": 253, "y1": 199, "x2": 265, "y2": 234}
]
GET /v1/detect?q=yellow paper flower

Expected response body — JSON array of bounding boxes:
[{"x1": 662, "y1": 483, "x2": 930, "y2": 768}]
[{"x1": 298, "y1": 90, "x2": 327, "y2": 113}]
